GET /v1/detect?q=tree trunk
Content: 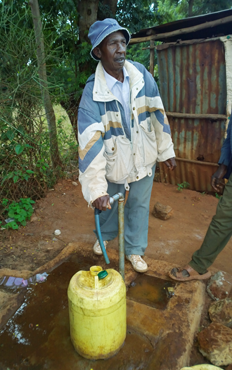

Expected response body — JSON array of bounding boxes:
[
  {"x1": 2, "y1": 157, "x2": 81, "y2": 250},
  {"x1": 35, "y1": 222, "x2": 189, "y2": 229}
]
[
  {"x1": 60, "y1": 96, "x2": 79, "y2": 142},
  {"x1": 188, "y1": 0, "x2": 194, "y2": 17},
  {"x1": 78, "y1": 0, "x2": 100, "y2": 42},
  {"x1": 100, "y1": 0, "x2": 118, "y2": 18},
  {"x1": 29, "y1": 0, "x2": 63, "y2": 170}
]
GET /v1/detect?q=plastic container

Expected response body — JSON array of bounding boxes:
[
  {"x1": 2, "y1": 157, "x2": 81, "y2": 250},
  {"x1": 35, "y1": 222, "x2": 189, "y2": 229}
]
[
  {"x1": 67, "y1": 265, "x2": 126, "y2": 359},
  {"x1": 0, "y1": 272, "x2": 48, "y2": 291}
]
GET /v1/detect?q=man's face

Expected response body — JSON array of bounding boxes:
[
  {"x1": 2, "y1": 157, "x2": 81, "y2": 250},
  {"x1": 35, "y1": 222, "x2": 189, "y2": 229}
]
[{"x1": 94, "y1": 31, "x2": 127, "y2": 77}]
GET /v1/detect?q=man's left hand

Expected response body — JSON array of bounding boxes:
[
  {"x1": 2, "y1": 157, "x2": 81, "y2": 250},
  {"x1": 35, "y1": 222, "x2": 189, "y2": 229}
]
[{"x1": 163, "y1": 157, "x2": 177, "y2": 171}]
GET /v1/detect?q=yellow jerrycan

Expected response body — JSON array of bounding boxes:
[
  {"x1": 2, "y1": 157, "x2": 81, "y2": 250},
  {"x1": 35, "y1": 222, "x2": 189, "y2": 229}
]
[{"x1": 68, "y1": 265, "x2": 126, "y2": 359}]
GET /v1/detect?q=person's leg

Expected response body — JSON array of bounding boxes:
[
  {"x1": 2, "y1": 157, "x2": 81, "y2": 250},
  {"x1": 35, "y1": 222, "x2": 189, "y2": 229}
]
[
  {"x1": 189, "y1": 174, "x2": 232, "y2": 273},
  {"x1": 93, "y1": 181, "x2": 125, "y2": 241},
  {"x1": 124, "y1": 165, "x2": 156, "y2": 256},
  {"x1": 170, "y1": 173, "x2": 232, "y2": 280}
]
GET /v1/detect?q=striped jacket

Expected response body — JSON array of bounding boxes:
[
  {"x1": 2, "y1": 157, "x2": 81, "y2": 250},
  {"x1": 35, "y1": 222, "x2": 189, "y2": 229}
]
[{"x1": 78, "y1": 60, "x2": 175, "y2": 204}]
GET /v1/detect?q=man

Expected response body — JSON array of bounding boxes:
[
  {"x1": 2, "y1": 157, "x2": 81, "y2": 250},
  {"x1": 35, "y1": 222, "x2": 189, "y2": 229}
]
[
  {"x1": 170, "y1": 114, "x2": 232, "y2": 281},
  {"x1": 78, "y1": 18, "x2": 176, "y2": 273}
]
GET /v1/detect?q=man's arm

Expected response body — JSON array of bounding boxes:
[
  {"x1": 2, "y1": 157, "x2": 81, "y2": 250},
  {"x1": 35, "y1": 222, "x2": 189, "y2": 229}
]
[
  {"x1": 92, "y1": 195, "x2": 111, "y2": 211},
  {"x1": 145, "y1": 70, "x2": 176, "y2": 169},
  {"x1": 78, "y1": 85, "x2": 108, "y2": 207},
  {"x1": 211, "y1": 114, "x2": 232, "y2": 192},
  {"x1": 163, "y1": 157, "x2": 177, "y2": 171},
  {"x1": 218, "y1": 115, "x2": 232, "y2": 168}
]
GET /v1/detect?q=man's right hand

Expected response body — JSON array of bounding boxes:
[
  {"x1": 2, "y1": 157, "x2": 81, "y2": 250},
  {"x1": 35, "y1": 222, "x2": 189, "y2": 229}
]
[
  {"x1": 92, "y1": 195, "x2": 111, "y2": 211},
  {"x1": 211, "y1": 164, "x2": 227, "y2": 192}
]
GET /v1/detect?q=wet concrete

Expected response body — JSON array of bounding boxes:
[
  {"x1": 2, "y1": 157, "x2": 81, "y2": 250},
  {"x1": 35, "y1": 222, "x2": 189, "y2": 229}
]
[
  {"x1": 127, "y1": 274, "x2": 175, "y2": 309},
  {"x1": 0, "y1": 244, "x2": 206, "y2": 370}
]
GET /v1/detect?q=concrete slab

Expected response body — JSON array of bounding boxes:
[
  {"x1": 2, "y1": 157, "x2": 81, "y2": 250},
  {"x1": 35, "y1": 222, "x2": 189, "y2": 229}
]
[{"x1": 0, "y1": 243, "x2": 206, "y2": 370}]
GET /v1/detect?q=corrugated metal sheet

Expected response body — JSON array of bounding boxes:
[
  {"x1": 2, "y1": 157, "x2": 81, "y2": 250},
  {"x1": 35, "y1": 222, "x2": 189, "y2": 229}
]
[
  {"x1": 160, "y1": 159, "x2": 218, "y2": 192},
  {"x1": 131, "y1": 9, "x2": 232, "y2": 43},
  {"x1": 157, "y1": 38, "x2": 227, "y2": 192}
]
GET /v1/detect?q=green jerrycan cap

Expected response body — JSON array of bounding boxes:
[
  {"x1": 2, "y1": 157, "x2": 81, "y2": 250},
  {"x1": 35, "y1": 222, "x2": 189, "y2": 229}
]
[{"x1": 98, "y1": 270, "x2": 108, "y2": 280}]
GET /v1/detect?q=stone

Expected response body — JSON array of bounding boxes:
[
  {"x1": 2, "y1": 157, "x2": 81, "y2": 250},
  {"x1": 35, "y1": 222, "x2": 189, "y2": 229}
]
[
  {"x1": 181, "y1": 366, "x2": 224, "y2": 370},
  {"x1": 209, "y1": 298, "x2": 232, "y2": 328},
  {"x1": 54, "y1": 229, "x2": 61, "y2": 236},
  {"x1": 72, "y1": 181, "x2": 78, "y2": 186},
  {"x1": 207, "y1": 271, "x2": 232, "y2": 301},
  {"x1": 152, "y1": 202, "x2": 173, "y2": 220},
  {"x1": 30, "y1": 215, "x2": 38, "y2": 222},
  {"x1": 198, "y1": 322, "x2": 232, "y2": 366}
]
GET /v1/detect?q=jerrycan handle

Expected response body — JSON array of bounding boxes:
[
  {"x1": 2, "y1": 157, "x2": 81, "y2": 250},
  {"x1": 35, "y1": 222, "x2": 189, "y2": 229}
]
[{"x1": 94, "y1": 276, "x2": 99, "y2": 290}]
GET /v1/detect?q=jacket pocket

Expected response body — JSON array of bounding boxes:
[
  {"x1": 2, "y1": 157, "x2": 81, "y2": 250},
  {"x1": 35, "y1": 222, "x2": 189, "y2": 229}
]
[
  {"x1": 104, "y1": 137, "x2": 133, "y2": 182},
  {"x1": 139, "y1": 123, "x2": 157, "y2": 167}
]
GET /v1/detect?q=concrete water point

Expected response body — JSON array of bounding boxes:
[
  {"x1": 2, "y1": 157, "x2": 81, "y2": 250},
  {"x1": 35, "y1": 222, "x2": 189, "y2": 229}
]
[{"x1": 0, "y1": 243, "x2": 206, "y2": 370}]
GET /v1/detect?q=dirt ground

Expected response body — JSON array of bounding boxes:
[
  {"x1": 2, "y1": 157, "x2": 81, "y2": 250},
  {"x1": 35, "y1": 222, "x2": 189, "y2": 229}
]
[{"x1": 1, "y1": 178, "x2": 232, "y2": 276}]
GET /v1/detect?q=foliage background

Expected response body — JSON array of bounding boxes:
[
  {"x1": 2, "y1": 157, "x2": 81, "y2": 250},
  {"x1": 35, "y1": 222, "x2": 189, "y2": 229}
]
[{"x1": 0, "y1": 0, "x2": 232, "y2": 227}]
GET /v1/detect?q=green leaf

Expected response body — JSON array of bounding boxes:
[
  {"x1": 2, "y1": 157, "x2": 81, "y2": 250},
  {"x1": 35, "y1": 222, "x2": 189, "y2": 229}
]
[
  {"x1": 8, "y1": 212, "x2": 16, "y2": 219},
  {"x1": 2, "y1": 199, "x2": 9, "y2": 206},
  {"x1": 13, "y1": 175, "x2": 19, "y2": 183},
  {"x1": 6, "y1": 129, "x2": 15, "y2": 141},
  {"x1": 18, "y1": 125, "x2": 25, "y2": 136},
  {"x1": 6, "y1": 221, "x2": 19, "y2": 230},
  {"x1": 18, "y1": 209, "x2": 27, "y2": 217},
  {"x1": 26, "y1": 170, "x2": 34, "y2": 174},
  {"x1": 15, "y1": 144, "x2": 24, "y2": 155}
]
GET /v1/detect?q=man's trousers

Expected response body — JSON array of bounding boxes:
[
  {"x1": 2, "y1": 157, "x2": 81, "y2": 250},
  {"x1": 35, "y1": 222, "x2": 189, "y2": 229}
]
[
  {"x1": 189, "y1": 173, "x2": 232, "y2": 274},
  {"x1": 94, "y1": 165, "x2": 156, "y2": 256}
]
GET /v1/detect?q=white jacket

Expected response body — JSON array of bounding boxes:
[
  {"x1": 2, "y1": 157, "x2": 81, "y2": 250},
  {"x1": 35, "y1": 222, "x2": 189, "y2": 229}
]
[{"x1": 78, "y1": 60, "x2": 175, "y2": 204}]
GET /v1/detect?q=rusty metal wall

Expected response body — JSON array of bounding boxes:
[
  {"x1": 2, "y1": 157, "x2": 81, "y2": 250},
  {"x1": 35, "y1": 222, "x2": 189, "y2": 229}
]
[{"x1": 157, "y1": 39, "x2": 227, "y2": 192}]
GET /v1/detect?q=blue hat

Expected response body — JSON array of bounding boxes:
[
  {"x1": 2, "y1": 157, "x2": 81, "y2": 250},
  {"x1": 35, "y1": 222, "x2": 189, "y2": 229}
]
[{"x1": 88, "y1": 18, "x2": 131, "y2": 61}]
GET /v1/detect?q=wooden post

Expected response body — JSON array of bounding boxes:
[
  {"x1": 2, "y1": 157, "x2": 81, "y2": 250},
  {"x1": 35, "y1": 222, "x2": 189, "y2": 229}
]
[{"x1": 149, "y1": 40, "x2": 154, "y2": 76}]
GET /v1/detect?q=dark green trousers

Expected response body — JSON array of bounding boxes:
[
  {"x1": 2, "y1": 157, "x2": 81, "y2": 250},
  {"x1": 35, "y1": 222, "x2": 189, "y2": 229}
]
[{"x1": 189, "y1": 173, "x2": 232, "y2": 274}]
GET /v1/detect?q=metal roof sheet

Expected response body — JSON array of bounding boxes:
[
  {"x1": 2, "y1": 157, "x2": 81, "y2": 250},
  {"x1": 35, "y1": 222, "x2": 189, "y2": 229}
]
[{"x1": 131, "y1": 8, "x2": 232, "y2": 42}]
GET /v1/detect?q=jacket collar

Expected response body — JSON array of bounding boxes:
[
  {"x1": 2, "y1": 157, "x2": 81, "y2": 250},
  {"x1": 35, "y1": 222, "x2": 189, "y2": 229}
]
[{"x1": 93, "y1": 60, "x2": 143, "y2": 102}]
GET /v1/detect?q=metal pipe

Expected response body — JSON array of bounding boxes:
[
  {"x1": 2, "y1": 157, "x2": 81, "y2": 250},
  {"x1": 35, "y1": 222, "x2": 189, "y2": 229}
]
[
  {"x1": 94, "y1": 192, "x2": 125, "y2": 280},
  {"x1": 110, "y1": 192, "x2": 125, "y2": 280},
  {"x1": 109, "y1": 192, "x2": 124, "y2": 205},
  {"x1": 118, "y1": 197, "x2": 125, "y2": 281}
]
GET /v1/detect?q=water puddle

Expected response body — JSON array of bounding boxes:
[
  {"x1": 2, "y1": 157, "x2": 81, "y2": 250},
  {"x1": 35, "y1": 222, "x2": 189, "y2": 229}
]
[
  {"x1": 127, "y1": 274, "x2": 175, "y2": 309},
  {"x1": 0, "y1": 254, "x2": 174, "y2": 370}
]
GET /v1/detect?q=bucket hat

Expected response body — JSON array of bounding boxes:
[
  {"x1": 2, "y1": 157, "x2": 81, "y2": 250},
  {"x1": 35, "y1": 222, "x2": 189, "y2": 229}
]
[{"x1": 88, "y1": 18, "x2": 131, "y2": 61}]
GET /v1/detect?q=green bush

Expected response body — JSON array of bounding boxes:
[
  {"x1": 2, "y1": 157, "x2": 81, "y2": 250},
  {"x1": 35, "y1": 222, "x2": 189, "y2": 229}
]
[{"x1": 1, "y1": 198, "x2": 35, "y2": 230}]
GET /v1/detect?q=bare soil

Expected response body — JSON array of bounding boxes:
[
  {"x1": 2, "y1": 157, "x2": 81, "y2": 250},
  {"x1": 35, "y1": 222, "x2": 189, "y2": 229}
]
[{"x1": 1, "y1": 179, "x2": 231, "y2": 275}]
